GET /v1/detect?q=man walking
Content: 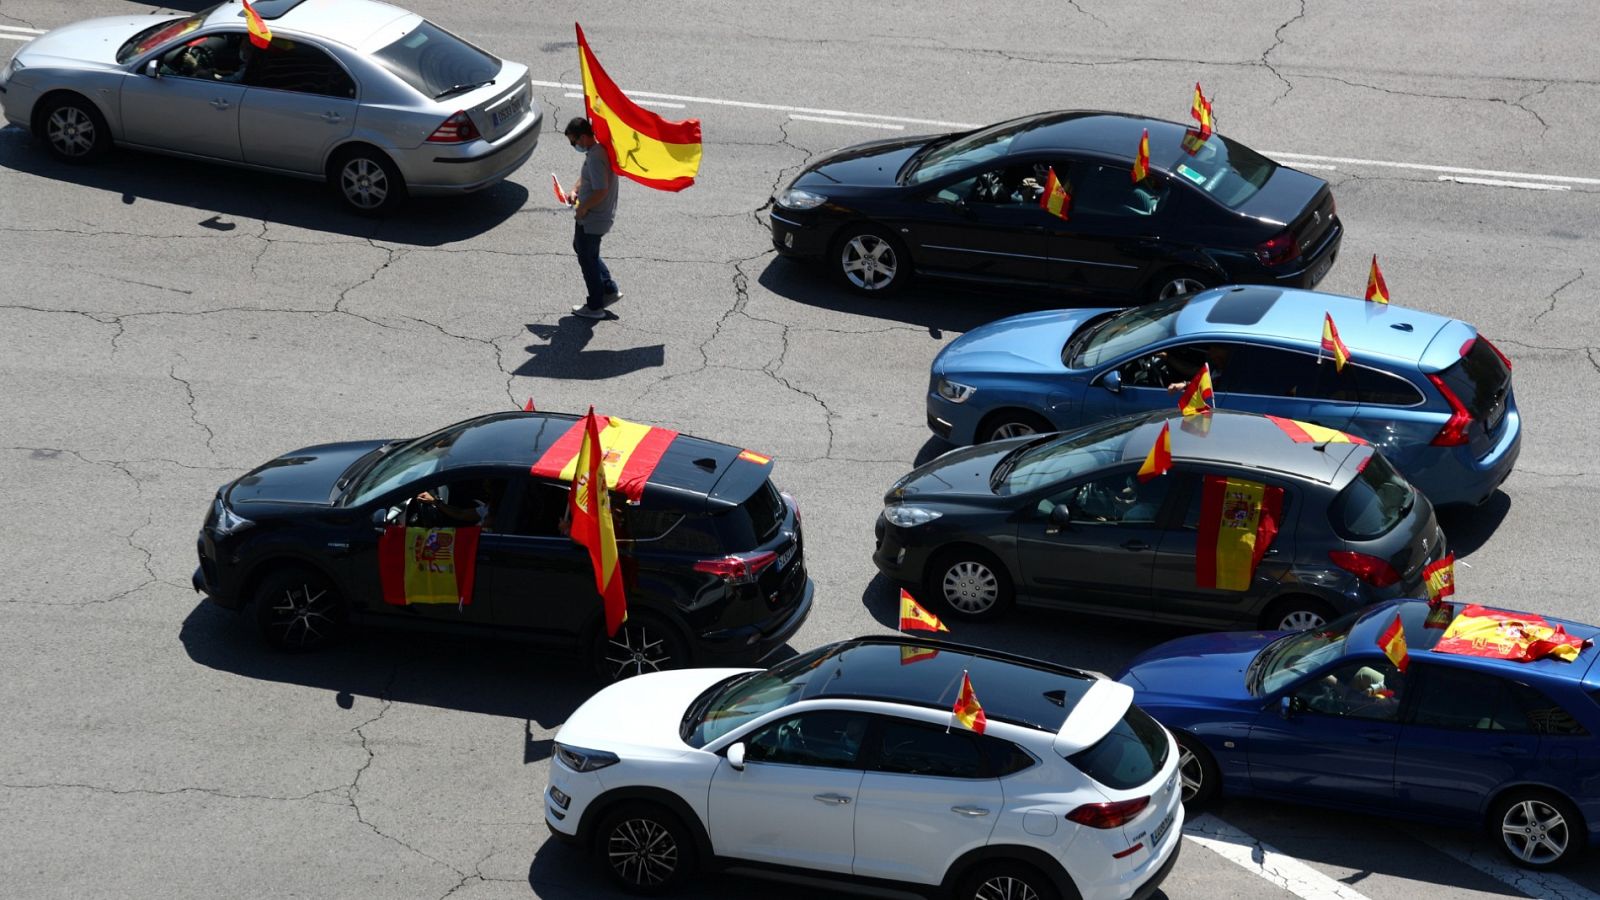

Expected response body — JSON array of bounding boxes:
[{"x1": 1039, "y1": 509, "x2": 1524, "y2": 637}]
[{"x1": 565, "y1": 117, "x2": 621, "y2": 319}]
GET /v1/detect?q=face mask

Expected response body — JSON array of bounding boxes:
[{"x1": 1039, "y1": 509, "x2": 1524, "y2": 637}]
[{"x1": 571, "y1": 141, "x2": 586, "y2": 153}]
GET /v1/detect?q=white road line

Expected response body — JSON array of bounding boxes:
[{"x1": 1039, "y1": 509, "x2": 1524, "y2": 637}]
[
  {"x1": 0, "y1": 25, "x2": 45, "y2": 34},
  {"x1": 1413, "y1": 833, "x2": 1600, "y2": 900},
  {"x1": 1183, "y1": 814, "x2": 1375, "y2": 900},
  {"x1": 562, "y1": 91, "x2": 685, "y2": 109},
  {"x1": 0, "y1": 33, "x2": 34, "y2": 41},
  {"x1": 788, "y1": 114, "x2": 905, "y2": 131},
  {"x1": 1266, "y1": 150, "x2": 1600, "y2": 186},
  {"x1": 1291, "y1": 163, "x2": 1338, "y2": 171},
  {"x1": 1438, "y1": 175, "x2": 1572, "y2": 192},
  {"x1": 529, "y1": 80, "x2": 976, "y2": 129}
]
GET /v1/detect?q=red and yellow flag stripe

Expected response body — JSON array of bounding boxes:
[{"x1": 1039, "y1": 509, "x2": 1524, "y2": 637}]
[
  {"x1": 1196, "y1": 475, "x2": 1283, "y2": 591},
  {"x1": 1423, "y1": 553, "x2": 1456, "y2": 605},
  {"x1": 1321, "y1": 312, "x2": 1351, "y2": 372},
  {"x1": 577, "y1": 24, "x2": 703, "y2": 192},
  {"x1": 1265, "y1": 414, "x2": 1367, "y2": 446},
  {"x1": 1136, "y1": 421, "x2": 1173, "y2": 483},
  {"x1": 242, "y1": 0, "x2": 272, "y2": 49},
  {"x1": 378, "y1": 525, "x2": 480, "y2": 606},
  {"x1": 952, "y1": 671, "x2": 987, "y2": 734},
  {"x1": 1365, "y1": 255, "x2": 1390, "y2": 304},
  {"x1": 531, "y1": 413, "x2": 679, "y2": 502},
  {"x1": 1040, "y1": 166, "x2": 1071, "y2": 219},
  {"x1": 1178, "y1": 363, "x2": 1214, "y2": 416},
  {"x1": 1190, "y1": 82, "x2": 1214, "y2": 139},
  {"x1": 1131, "y1": 128, "x2": 1151, "y2": 183},
  {"x1": 1435, "y1": 604, "x2": 1590, "y2": 663},
  {"x1": 1377, "y1": 613, "x2": 1410, "y2": 671},
  {"x1": 569, "y1": 408, "x2": 628, "y2": 636},
  {"x1": 899, "y1": 589, "x2": 948, "y2": 633}
]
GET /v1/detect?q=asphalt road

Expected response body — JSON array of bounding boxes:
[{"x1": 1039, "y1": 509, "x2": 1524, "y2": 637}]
[{"x1": 3, "y1": 2, "x2": 1599, "y2": 899}]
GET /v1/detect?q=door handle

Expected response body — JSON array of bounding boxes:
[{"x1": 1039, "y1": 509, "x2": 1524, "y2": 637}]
[
  {"x1": 321, "y1": 112, "x2": 343, "y2": 123},
  {"x1": 813, "y1": 793, "x2": 852, "y2": 805},
  {"x1": 1121, "y1": 540, "x2": 1150, "y2": 551},
  {"x1": 1358, "y1": 730, "x2": 1393, "y2": 743},
  {"x1": 1496, "y1": 745, "x2": 1530, "y2": 757},
  {"x1": 1263, "y1": 548, "x2": 1280, "y2": 557},
  {"x1": 950, "y1": 805, "x2": 990, "y2": 817},
  {"x1": 210, "y1": 98, "x2": 231, "y2": 110}
]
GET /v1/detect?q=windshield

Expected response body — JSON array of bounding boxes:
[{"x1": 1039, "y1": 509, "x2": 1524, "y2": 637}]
[
  {"x1": 373, "y1": 20, "x2": 500, "y2": 99},
  {"x1": 904, "y1": 118, "x2": 1037, "y2": 186},
  {"x1": 116, "y1": 10, "x2": 214, "y2": 63},
  {"x1": 1071, "y1": 293, "x2": 1190, "y2": 369},
  {"x1": 1252, "y1": 613, "x2": 1358, "y2": 695},
  {"x1": 682, "y1": 646, "x2": 835, "y2": 747},
  {"x1": 1166, "y1": 134, "x2": 1278, "y2": 208},
  {"x1": 994, "y1": 416, "x2": 1146, "y2": 495},
  {"x1": 1328, "y1": 453, "x2": 1414, "y2": 540},
  {"x1": 343, "y1": 424, "x2": 469, "y2": 507}
]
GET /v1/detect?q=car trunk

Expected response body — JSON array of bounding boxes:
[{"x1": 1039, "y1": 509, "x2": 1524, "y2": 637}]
[
  {"x1": 1237, "y1": 166, "x2": 1334, "y2": 255},
  {"x1": 460, "y1": 65, "x2": 533, "y2": 143},
  {"x1": 1426, "y1": 328, "x2": 1513, "y2": 461},
  {"x1": 1330, "y1": 450, "x2": 1443, "y2": 586}
]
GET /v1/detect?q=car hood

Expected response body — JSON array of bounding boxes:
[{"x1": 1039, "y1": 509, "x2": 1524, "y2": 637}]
[
  {"x1": 556, "y1": 668, "x2": 754, "y2": 757},
  {"x1": 15, "y1": 15, "x2": 168, "y2": 67},
  {"x1": 886, "y1": 439, "x2": 1027, "y2": 501},
  {"x1": 226, "y1": 440, "x2": 388, "y2": 507},
  {"x1": 937, "y1": 308, "x2": 1117, "y2": 376},
  {"x1": 1118, "y1": 630, "x2": 1275, "y2": 702},
  {"x1": 790, "y1": 135, "x2": 935, "y2": 189}
]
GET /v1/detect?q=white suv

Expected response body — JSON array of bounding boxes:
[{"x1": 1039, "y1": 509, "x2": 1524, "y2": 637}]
[{"x1": 543, "y1": 636, "x2": 1183, "y2": 900}]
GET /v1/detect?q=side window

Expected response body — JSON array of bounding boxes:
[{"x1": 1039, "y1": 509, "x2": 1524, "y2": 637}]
[
  {"x1": 1055, "y1": 471, "x2": 1170, "y2": 525},
  {"x1": 1070, "y1": 162, "x2": 1172, "y2": 219},
  {"x1": 616, "y1": 507, "x2": 683, "y2": 544},
  {"x1": 1413, "y1": 665, "x2": 1531, "y2": 732},
  {"x1": 503, "y1": 480, "x2": 572, "y2": 537},
  {"x1": 648, "y1": 515, "x2": 725, "y2": 554},
  {"x1": 1216, "y1": 345, "x2": 1329, "y2": 398},
  {"x1": 1294, "y1": 660, "x2": 1404, "y2": 722},
  {"x1": 1342, "y1": 366, "x2": 1426, "y2": 406},
  {"x1": 245, "y1": 38, "x2": 357, "y2": 97},
  {"x1": 407, "y1": 477, "x2": 507, "y2": 530},
  {"x1": 870, "y1": 718, "x2": 987, "y2": 778},
  {"x1": 1119, "y1": 342, "x2": 1231, "y2": 391},
  {"x1": 159, "y1": 33, "x2": 248, "y2": 82},
  {"x1": 1511, "y1": 684, "x2": 1589, "y2": 736},
  {"x1": 936, "y1": 163, "x2": 1052, "y2": 208},
  {"x1": 743, "y1": 711, "x2": 869, "y2": 769}
]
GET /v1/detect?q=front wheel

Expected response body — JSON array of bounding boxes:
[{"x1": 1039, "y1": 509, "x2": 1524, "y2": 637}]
[
  {"x1": 926, "y1": 548, "x2": 1014, "y2": 622},
  {"x1": 958, "y1": 861, "x2": 1062, "y2": 900},
  {"x1": 1491, "y1": 790, "x2": 1585, "y2": 869},
  {"x1": 591, "y1": 612, "x2": 689, "y2": 682},
  {"x1": 833, "y1": 225, "x2": 909, "y2": 295},
  {"x1": 595, "y1": 803, "x2": 696, "y2": 893},
  {"x1": 979, "y1": 410, "x2": 1054, "y2": 443},
  {"x1": 39, "y1": 95, "x2": 112, "y2": 163},
  {"x1": 253, "y1": 566, "x2": 346, "y2": 651},
  {"x1": 331, "y1": 148, "x2": 406, "y2": 215}
]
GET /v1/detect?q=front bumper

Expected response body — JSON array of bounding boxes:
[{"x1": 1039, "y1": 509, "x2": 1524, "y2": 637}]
[
  {"x1": 768, "y1": 207, "x2": 831, "y2": 257},
  {"x1": 193, "y1": 530, "x2": 241, "y2": 609},
  {"x1": 871, "y1": 515, "x2": 937, "y2": 583},
  {"x1": 927, "y1": 390, "x2": 985, "y2": 445},
  {"x1": 401, "y1": 111, "x2": 542, "y2": 195}
]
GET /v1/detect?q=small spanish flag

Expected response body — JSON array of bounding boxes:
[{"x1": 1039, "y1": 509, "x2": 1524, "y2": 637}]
[
  {"x1": 577, "y1": 24, "x2": 703, "y2": 191},
  {"x1": 1423, "y1": 553, "x2": 1456, "y2": 605},
  {"x1": 551, "y1": 173, "x2": 568, "y2": 206},
  {"x1": 1040, "y1": 166, "x2": 1071, "y2": 220},
  {"x1": 1131, "y1": 129, "x2": 1151, "y2": 183},
  {"x1": 1136, "y1": 421, "x2": 1173, "y2": 483},
  {"x1": 1321, "y1": 312, "x2": 1351, "y2": 372},
  {"x1": 1365, "y1": 255, "x2": 1389, "y2": 304},
  {"x1": 1178, "y1": 364, "x2": 1214, "y2": 416},
  {"x1": 1190, "y1": 82, "x2": 1214, "y2": 140},
  {"x1": 1377, "y1": 612, "x2": 1410, "y2": 672},
  {"x1": 242, "y1": 0, "x2": 272, "y2": 49},
  {"x1": 952, "y1": 671, "x2": 987, "y2": 734},
  {"x1": 900, "y1": 645, "x2": 939, "y2": 666},
  {"x1": 899, "y1": 589, "x2": 948, "y2": 633}
]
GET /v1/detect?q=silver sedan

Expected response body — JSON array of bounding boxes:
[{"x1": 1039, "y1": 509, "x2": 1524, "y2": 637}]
[{"x1": 0, "y1": 0, "x2": 542, "y2": 214}]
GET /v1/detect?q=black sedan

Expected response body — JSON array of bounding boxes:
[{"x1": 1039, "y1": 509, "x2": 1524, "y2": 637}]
[
  {"x1": 193, "y1": 412, "x2": 812, "y2": 680},
  {"x1": 770, "y1": 111, "x2": 1341, "y2": 300}
]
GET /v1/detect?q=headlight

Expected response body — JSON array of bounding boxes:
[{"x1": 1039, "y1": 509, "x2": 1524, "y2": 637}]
[
  {"x1": 936, "y1": 377, "x2": 976, "y2": 403},
  {"x1": 555, "y1": 743, "x2": 621, "y2": 773},
  {"x1": 883, "y1": 506, "x2": 943, "y2": 528},
  {"x1": 777, "y1": 188, "x2": 827, "y2": 210},
  {"x1": 213, "y1": 499, "x2": 254, "y2": 535}
]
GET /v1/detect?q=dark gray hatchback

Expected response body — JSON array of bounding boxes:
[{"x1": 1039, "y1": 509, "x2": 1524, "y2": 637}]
[{"x1": 873, "y1": 410, "x2": 1446, "y2": 631}]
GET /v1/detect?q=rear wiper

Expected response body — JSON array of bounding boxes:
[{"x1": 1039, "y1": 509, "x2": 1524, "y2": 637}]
[{"x1": 434, "y1": 79, "x2": 494, "y2": 100}]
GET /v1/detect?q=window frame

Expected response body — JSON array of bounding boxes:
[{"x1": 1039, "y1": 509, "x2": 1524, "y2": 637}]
[
  {"x1": 242, "y1": 35, "x2": 359, "y2": 99},
  {"x1": 737, "y1": 709, "x2": 873, "y2": 771}
]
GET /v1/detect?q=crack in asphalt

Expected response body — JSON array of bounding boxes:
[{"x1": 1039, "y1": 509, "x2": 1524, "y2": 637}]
[
  {"x1": 1261, "y1": 0, "x2": 1308, "y2": 102},
  {"x1": 167, "y1": 363, "x2": 218, "y2": 454},
  {"x1": 1532, "y1": 268, "x2": 1584, "y2": 324},
  {"x1": 1291, "y1": 73, "x2": 1551, "y2": 130},
  {"x1": 84, "y1": 271, "x2": 196, "y2": 297},
  {"x1": 0, "y1": 1, "x2": 36, "y2": 29}
]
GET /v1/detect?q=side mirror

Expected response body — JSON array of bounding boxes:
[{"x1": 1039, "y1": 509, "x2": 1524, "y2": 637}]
[
  {"x1": 1100, "y1": 369, "x2": 1123, "y2": 394},
  {"x1": 144, "y1": 59, "x2": 161, "y2": 78},
  {"x1": 1044, "y1": 502, "x2": 1072, "y2": 535},
  {"x1": 726, "y1": 742, "x2": 745, "y2": 771},
  {"x1": 1279, "y1": 695, "x2": 1303, "y2": 719},
  {"x1": 372, "y1": 505, "x2": 402, "y2": 527}
]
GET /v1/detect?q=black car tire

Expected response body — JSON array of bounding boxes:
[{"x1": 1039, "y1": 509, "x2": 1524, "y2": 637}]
[
  {"x1": 591, "y1": 611, "x2": 690, "y2": 682},
  {"x1": 926, "y1": 547, "x2": 1015, "y2": 622},
  {"x1": 595, "y1": 802, "x2": 696, "y2": 893},
  {"x1": 1147, "y1": 267, "x2": 1213, "y2": 303},
  {"x1": 1260, "y1": 596, "x2": 1336, "y2": 632},
  {"x1": 253, "y1": 565, "x2": 347, "y2": 651},
  {"x1": 832, "y1": 224, "x2": 910, "y2": 296},
  {"x1": 1176, "y1": 733, "x2": 1221, "y2": 811},
  {"x1": 37, "y1": 94, "x2": 112, "y2": 164},
  {"x1": 957, "y1": 861, "x2": 1063, "y2": 900},
  {"x1": 1490, "y1": 789, "x2": 1585, "y2": 869},
  {"x1": 330, "y1": 145, "x2": 407, "y2": 216},
  {"x1": 979, "y1": 410, "x2": 1054, "y2": 443}
]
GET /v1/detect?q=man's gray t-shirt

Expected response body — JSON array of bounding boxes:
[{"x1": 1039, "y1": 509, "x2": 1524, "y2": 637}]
[{"x1": 578, "y1": 143, "x2": 618, "y2": 235}]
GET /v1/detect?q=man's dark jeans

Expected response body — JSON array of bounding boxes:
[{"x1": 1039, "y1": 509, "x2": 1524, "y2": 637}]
[{"x1": 573, "y1": 222, "x2": 618, "y2": 309}]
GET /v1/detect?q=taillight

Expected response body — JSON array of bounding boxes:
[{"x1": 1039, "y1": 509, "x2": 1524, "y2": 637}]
[
  {"x1": 1066, "y1": 796, "x2": 1150, "y2": 829},
  {"x1": 1481, "y1": 335, "x2": 1513, "y2": 370},
  {"x1": 1255, "y1": 231, "x2": 1300, "y2": 266},
  {"x1": 426, "y1": 111, "x2": 481, "y2": 143},
  {"x1": 693, "y1": 551, "x2": 778, "y2": 585},
  {"x1": 1328, "y1": 550, "x2": 1401, "y2": 587},
  {"x1": 1426, "y1": 373, "x2": 1472, "y2": 446}
]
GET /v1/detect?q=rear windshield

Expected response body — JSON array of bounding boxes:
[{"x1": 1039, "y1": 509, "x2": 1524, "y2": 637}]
[
  {"x1": 1067, "y1": 705, "x2": 1169, "y2": 790},
  {"x1": 1167, "y1": 134, "x2": 1277, "y2": 208},
  {"x1": 1437, "y1": 338, "x2": 1511, "y2": 421},
  {"x1": 1328, "y1": 453, "x2": 1414, "y2": 540},
  {"x1": 117, "y1": 12, "x2": 211, "y2": 63},
  {"x1": 701, "y1": 480, "x2": 786, "y2": 552},
  {"x1": 373, "y1": 20, "x2": 500, "y2": 99}
]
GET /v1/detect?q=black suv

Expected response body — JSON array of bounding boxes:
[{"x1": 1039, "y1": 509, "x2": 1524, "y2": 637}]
[{"x1": 193, "y1": 412, "x2": 812, "y2": 679}]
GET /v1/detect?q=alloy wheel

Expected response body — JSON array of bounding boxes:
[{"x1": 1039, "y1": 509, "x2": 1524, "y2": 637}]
[
  {"x1": 265, "y1": 582, "x2": 338, "y2": 649},
  {"x1": 1278, "y1": 609, "x2": 1327, "y2": 631},
  {"x1": 974, "y1": 875, "x2": 1040, "y2": 900},
  {"x1": 603, "y1": 623, "x2": 675, "y2": 680},
  {"x1": 1158, "y1": 276, "x2": 1207, "y2": 300},
  {"x1": 989, "y1": 421, "x2": 1038, "y2": 441},
  {"x1": 942, "y1": 561, "x2": 999, "y2": 615},
  {"x1": 1501, "y1": 799, "x2": 1569, "y2": 866},
  {"x1": 606, "y1": 817, "x2": 680, "y2": 888},
  {"x1": 340, "y1": 158, "x2": 390, "y2": 210},
  {"x1": 46, "y1": 106, "x2": 97, "y2": 158},
  {"x1": 840, "y1": 234, "x2": 898, "y2": 291},
  {"x1": 1178, "y1": 745, "x2": 1204, "y2": 803}
]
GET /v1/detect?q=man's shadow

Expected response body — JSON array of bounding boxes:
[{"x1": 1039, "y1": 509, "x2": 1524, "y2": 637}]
[{"x1": 513, "y1": 320, "x2": 664, "y2": 380}]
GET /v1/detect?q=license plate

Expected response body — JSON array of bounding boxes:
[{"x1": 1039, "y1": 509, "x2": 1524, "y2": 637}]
[
  {"x1": 775, "y1": 543, "x2": 797, "y2": 571},
  {"x1": 1151, "y1": 808, "x2": 1175, "y2": 848},
  {"x1": 492, "y1": 95, "x2": 526, "y2": 127},
  {"x1": 1308, "y1": 255, "x2": 1332, "y2": 286}
]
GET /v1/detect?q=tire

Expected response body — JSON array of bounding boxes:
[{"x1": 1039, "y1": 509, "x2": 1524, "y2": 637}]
[
  {"x1": 1147, "y1": 267, "x2": 1213, "y2": 303},
  {"x1": 591, "y1": 612, "x2": 690, "y2": 682},
  {"x1": 37, "y1": 94, "x2": 112, "y2": 164},
  {"x1": 1260, "y1": 596, "x2": 1336, "y2": 632},
  {"x1": 253, "y1": 565, "x2": 346, "y2": 651},
  {"x1": 979, "y1": 410, "x2": 1054, "y2": 444},
  {"x1": 925, "y1": 547, "x2": 1015, "y2": 622},
  {"x1": 330, "y1": 146, "x2": 406, "y2": 215},
  {"x1": 832, "y1": 224, "x2": 910, "y2": 295},
  {"x1": 1490, "y1": 789, "x2": 1586, "y2": 870},
  {"x1": 1176, "y1": 733, "x2": 1221, "y2": 811},
  {"x1": 594, "y1": 802, "x2": 696, "y2": 893},
  {"x1": 958, "y1": 861, "x2": 1062, "y2": 900}
]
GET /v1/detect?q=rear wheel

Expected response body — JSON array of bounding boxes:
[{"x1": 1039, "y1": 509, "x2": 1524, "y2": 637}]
[
  {"x1": 925, "y1": 547, "x2": 1014, "y2": 622},
  {"x1": 979, "y1": 410, "x2": 1054, "y2": 443},
  {"x1": 1260, "y1": 596, "x2": 1335, "y2": 632},
  {"x1": 330, "y1": 146, "x2": 406, "y2": 215},
  {"x1": 1147, "y1": 267, "x2": 1212, "y2": 303},
  {"x1": 591, "y1": 612, "x2": 689, "y2": 682},
  {"x1": 1176, "y1": 733, "x2": 1221, "y2": 810},
  {"x1": 833, "y1": 225, "x2": 909, "y2": 295},
  {"x1": 253, "y1": 566, "x2": 346, "y2": 651},
  {"x1": 594, "y1": 802, "x2": 696, "y2": 893},
  {"x1": 38, "y1": 94, "x2": 111, "y2": 163},
  {"x1": 958, "y1": 861, "x2": 1062, "y2": 900},
  {"x1": 1491, "y1": 790, "x2": 1585, "y2": 869}
]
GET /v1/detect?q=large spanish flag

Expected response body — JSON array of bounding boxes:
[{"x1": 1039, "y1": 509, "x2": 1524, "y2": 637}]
[
  {"x1": 378, "y1": 525, "x2": 480, "y2": 606},
  {"x1": 569, "y1": 408, "x2": 628, "y2": 636},
  {"x1": 952, "y1": 671, "x2": 987, "y2": 734},
  {"x1": 899, "y1": 589, "x2": 948, "y2": 633},
  {"x1": 1190, "y1": 82, "x2": 1214, "y2": 139},
  {"x1": 1136, "y1": 421, "x2": 1173, "y2": 483},
  {"x1": 1265, "y1": 414, "x2": 1368, "y2": 446},
  {"x1": 1435, "y1": 604, "x2": 1590, "y2": 663},
  {"x1": 1178, "y1": 363, "x2": 1214, "y2": 416},
  {"x1": 1376, "y1": 613, "x2": 1410, "y2": 671},
  {"x1": 1423, "y1": 553, "x2": 1456, "y2": 605},
  {"x1": 577, "y1": 24, "x2": 703, "y2": 192},
  {"x1": 1196, "y1": 475, "x2": 1283, "y2": 591},
  {"x1": 531, "y1": 413, "x2": 678, "y2": 502},
  {"x1": 1040, "y1": 166, "x2": 1071, "y2": 220}
]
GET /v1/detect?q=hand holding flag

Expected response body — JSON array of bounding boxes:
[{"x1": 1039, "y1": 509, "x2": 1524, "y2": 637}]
[
  {"x1": 1365, "y1": 255, "x2": 1390, "y2": 304},
  {"x1": 552, "y1": 173, "x2": 570, "y2": 206},
  {"x1": 899, "y1": 589, "x2": 948, "y2": 633},
  {"x1": 1178, "y1": 364, "x2": 1214, "y2": 416}
]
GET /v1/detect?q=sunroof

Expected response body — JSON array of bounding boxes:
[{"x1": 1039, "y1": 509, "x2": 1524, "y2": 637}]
[
  {"x1": 241, "y1": 0, "x2": 313, "y2": 20},
  {"x1": 1205, "y1": 286, "x2": 1282, "y2": 325}
]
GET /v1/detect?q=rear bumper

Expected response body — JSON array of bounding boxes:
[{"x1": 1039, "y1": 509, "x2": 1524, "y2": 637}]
[
  {"x1": 1257, "y1": 217, "x2": 1343, "y2": 289},
  {"x1": 399, "y1": 110, "x2": 542, "y2": 195},
  {"x1": 1407, "y1": 407, "x2": 1522, "y2": 508},
  {"x1": 696, "y1": 575, "x2": 813, "y2": 663},
  {"x1": 1129, "y1": 838, "x2": 1180, "y2": 900}
]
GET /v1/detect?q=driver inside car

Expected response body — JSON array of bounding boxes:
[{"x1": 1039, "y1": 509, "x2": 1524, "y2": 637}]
[{"x1": 164, "y1": 34, "x2": 246, "y2": 81}]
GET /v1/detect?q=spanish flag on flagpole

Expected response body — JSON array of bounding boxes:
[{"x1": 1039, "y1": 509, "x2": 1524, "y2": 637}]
[
  {"x1": 1040, "y1": 166, "x2": 1071, "y2": 220},
  {"x1": 1422, "y1": 553, "x2": 1456, "y2": 605},
  {"x1": 1190, "y1": 82, "x2": 1214, "y2": 139},
  {"x1": 1321, "y1": 312, "x2": 1351, "y2": 372},
  {"x1": 1177, "y1": 363, "x2": 1213, "y2": 416},
  {"x1": 1365, "y1": 255, "x2": 1390, "y2": 304},
  {"x1": 242, "y1": 0, "x2": 272, "y2": 49},
  {"x1": 899, "y1": 589, "x2": 948, "y2": 633},
  {"x1": 569, "y1": 407, "x2": 628, "y2": 636},
  {"x1": 576, "y1": 24, "x2": 703, "y2": 191},
  {"x1": 952, "y1": 671, "x2": 987, "y2": 734},
  {"x1": 1131, "y1": 128, "x2": 1151, "y2": 183},
  {"x1": 1376, "y1": 613, "x2": 1410, "y2": 671},
  {"x1": 1136, "y1": 421, "x2": 1172, "y2": 483}
]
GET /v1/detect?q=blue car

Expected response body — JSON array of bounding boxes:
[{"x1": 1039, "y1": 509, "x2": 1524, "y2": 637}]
[
  {"x1": 925, "y1": 286, "x2": 1520, "y2": 507},
  {"x1": 1117, "y1": 599, "x2": 1600, "y2": 869}
]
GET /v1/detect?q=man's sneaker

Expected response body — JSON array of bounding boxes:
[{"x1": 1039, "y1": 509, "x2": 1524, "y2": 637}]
[
  {"x1": 571, "y1": 305, "x2": 607, "y2": 320},
  {"x1": 601, "y1": 291, "x2": 623, "y2": 308}
]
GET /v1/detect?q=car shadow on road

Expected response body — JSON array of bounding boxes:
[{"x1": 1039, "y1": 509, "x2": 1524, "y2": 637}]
[
  {"x1": 0, "y1": 125, "x2": 526, "y2": 246},
  {"x1": 528, "y1": 840, "x2": 843, "y2": 900},
  {"x1": 1435, "y1": 489, "x2": 1510, "y2": 558},
  {"x1": 511, "y1": 321, "x2": 665, "y2": 380}
]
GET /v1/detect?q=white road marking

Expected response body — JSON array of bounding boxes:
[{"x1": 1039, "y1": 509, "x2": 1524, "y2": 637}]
[
  {"x1": 1291, "y1": 163, "x2": 1338, "y2": 171},
  {"x1": 1437, "y1": 175, "x2": 1572, "y2": 192},
  {"x1": 788, "y1": 113, "x2": 905, "y2": 131},
  {"x1": 562, "y1": 91, "x2": 684, "y2": 109},
  {"x1": 1266, "y1": 151, "x2": 1600, "y2": 186},
  {"x1": 0, "y1": 25, "x2": 45, "y2": 34},
  {"x1": 529, "y1": 80, "x2": 976, "y2": 129},
  {"x1": 1413, "y1": 832, "x2": 1600, "y2": 900},
  {"x1": 0, "y1": 33, "x2": 34, "y2": 41},
  {"x1": 1183, "y1": 814, "x2": 1376, "y2": 900}
]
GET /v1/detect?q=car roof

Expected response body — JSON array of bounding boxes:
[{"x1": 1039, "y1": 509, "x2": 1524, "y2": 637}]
[
  {"x1": 207, "y1": 0, "x2": 414, "y2": 48},
  {"x1": 1116, "y1": 409, "x2": 1368, "y2": 486},
  {"x1": 1007, "y1": 110, "x2": 1218, "y2": 166},
  {"x1": 1175, "y1": 286, "x2": 1467, "y2": 368},
  {"x1": 1349, "y1": 600, "x2": 1600, "y2": 682}
]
